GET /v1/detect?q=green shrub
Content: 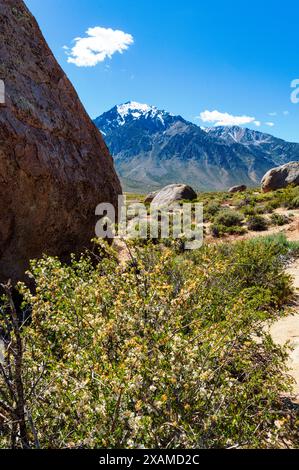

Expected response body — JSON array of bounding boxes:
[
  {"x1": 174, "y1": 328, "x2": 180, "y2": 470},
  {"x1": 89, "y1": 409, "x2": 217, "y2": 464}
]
[
  {"x1": 265, "y1": 200, "x2": 279, "y2": 212},
  {"x1": 255, "y1": 205, "x2": 269, "y2": 215},
  {"x1": 211, "y1": 223, "x2": 247, "y2": 237},
  {"x1": 214, "y1": 209, "x2": 243, "y2": 227},
  {"x1": 247, "y1": 233, "x2": 299, "y2": 255},
  {"x1": 247, "y1": 215, "x2": 268, "y2": 231},
  {"x1": 240, "y1": 205, "x2": 257, "y2": 216},
  {"x1": 226, "y1": 226, "x2": 247, "y2": 235},
  {"x1": 270, "y1": 213, "x2": 289, "y2": 226},
  {"x1": 274, "y1": 186, "x2": 299, "y2": 209},
  {"x1": 205, "y1": 201, "x2": 221, "y2": 219},
  {"x1": 232, "y1": 197, "x2": 250, "y2": 208},
  {"x1": 289, "y1": 195, "x2": 299, "y2": 209},
  {"x1": 211, "y1": 223, "x2": 225, "y2": 237}
]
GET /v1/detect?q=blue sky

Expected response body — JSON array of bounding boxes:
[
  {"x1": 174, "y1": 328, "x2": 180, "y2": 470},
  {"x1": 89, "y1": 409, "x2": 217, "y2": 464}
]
[{"x1": 25, "y1": 0, "x2": 299, "y2": 142}]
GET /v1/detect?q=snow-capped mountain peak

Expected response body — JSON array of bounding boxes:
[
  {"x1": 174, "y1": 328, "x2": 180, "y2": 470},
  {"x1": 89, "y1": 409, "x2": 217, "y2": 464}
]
[
  {"x1": 94, "y1": 101, "x2": 181, "y2": 135},
  {"x1": 116, "y1": 101, "x2": 169, "y2": 126},
  {"x1": 117, "y1": 101, "x2": 153, "y2": 119}
]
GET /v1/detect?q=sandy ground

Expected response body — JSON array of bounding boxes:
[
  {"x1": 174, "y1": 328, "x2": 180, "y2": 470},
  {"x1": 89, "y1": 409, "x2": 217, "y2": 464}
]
[{"x1": 270, "y1": 259, "x2": 299, "y2": 403}]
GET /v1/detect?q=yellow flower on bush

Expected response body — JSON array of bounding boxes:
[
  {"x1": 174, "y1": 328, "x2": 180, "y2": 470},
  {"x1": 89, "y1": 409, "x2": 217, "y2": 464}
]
[{"x1": 135, "y1": 400, "x2": 143, "y2": 411}]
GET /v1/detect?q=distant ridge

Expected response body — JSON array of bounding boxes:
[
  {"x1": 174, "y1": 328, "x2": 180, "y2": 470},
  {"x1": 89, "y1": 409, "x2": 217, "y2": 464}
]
[{"x1": 94, "y1": 102, "x2": 299, "y2": 193}]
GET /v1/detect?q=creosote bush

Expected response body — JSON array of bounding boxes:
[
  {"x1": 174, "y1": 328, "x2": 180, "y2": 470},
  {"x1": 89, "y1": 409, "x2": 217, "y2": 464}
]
[{"x1": 0, "y1": 236, "x2": 298, "y2": 449}]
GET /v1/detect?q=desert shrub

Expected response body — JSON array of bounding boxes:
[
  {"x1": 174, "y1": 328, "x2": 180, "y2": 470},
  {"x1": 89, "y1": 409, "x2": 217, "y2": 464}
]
[
  {"x1": 211, "y1": 223, "x2": 246, "y2": 238},
  {"x1": 255, "y1": 205, "x2": 269, "y2": 214},
  {"x1": 270, "y1": 213, "x2": 289, "y2": 226},
  {"x1": 214, "y1": 209, "x2": 243, "y2": 227},
  {"x1": 273, "y1": 186, "x2": 299, "y2": 209},
  {"x1": 289, "y1": 195, "x2": 299, "y2": 209},
  {"x1": 217, "y1": 235, "x2": 295, "y2": 305},
  {"x1": 226, "y1": 226, "x2": 247, "y2": 235},
  {"x1": 183, "y1": 187, "x2": 299, "y2": 218},
  {"x1": 265, "y1": 200, "x2": 280, "y2": 211},
  {"x1": 210, "y1": 223, "x2": 223, "y2": 238},
  {"x1": 247, "y1": 215, "x2": 268, "y2": 231},
  {"x1": 230, "y1": 196, "x2": 250, "y2": 208},
  {"x1": 210, "y1": 223, "x2": 227, "y2": 237},
  {"x1": 248, "y1": 233, "x2": 299, "y2": 255},
  {"x1": 241, "y1": 205, "x2": 257, "y2": 216},
  {"x1": 0, "y1": 237, "x2": 297, "y2": 449},
  {"x1": 205, "y1": 201, "x2": 221, "y2": 219}
]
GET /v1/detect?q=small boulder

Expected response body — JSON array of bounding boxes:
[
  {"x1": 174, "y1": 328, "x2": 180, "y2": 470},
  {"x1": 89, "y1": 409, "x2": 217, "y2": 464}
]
[
  {"x1": 228, "y1": 185, "x2": 247, "y2": 194},
  {"x1": 152, "y1": 184, "x2": 197, "y2": 206},
  {"x1": 261, "y1": 162, "x2": 299, "y2": 193}
]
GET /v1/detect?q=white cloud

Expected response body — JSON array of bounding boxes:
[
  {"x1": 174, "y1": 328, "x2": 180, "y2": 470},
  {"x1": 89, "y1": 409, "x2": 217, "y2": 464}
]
[
  {"x1": 283, "y1": 110, "x2": 289, "y2": 115},
  {"x1": 265, "y1": 122, "x2": 275, "y2": 127},
  {"x1": 199, "y1": 110, "x2": 256, "y2": 127},
  {"x1": 268, "y1": 112, "x2": 277, "y2": 116},
  {"x1": 65, "y1": 26, "x2": 134, "y2": 67},
  {"x1": 254, "y1": 121, "x2": 261, "y2": 127}
]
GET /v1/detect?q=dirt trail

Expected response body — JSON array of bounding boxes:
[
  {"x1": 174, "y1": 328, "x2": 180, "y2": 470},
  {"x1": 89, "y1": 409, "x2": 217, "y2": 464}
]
[{"x1": 270, "y1": 259, "x2": 299, "y2": 402}]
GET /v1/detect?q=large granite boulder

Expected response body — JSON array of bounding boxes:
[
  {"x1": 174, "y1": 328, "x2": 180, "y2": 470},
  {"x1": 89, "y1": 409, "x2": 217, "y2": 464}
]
[
  {"x1": 228, "y1": 184, "x2": 247, "y2": 194},
  {"x1": 152, "y1": 184, "x2": 197, "y2": 206},
  {"x1": 261, "y1": 162, "x2": 299, "y2": 193},
  {"x1": 0, "y1": 0, "x2": 122, "y2": 283}
]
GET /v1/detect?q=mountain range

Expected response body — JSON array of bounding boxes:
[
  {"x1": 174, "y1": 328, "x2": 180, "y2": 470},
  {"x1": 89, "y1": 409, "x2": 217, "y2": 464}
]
[{"x1": 94, "y1": 102, "x2": 299, "y2": 193}]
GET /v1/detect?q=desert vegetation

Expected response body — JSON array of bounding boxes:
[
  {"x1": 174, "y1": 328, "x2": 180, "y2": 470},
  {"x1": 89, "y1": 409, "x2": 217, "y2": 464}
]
[
  {"x1": 127, "y1": 186, "x2": 299, "y2": 241},
  {"x1": 1, "y1": 232, "x2": 299, "y2": 448},
  {"x1": 194, "y1": 185, "x2": 299, "y2": 239}
]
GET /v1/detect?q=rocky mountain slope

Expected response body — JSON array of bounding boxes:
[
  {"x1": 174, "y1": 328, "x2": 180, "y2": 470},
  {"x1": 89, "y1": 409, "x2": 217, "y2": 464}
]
[
  {"x1": 0, "y1": 0, "x2": 121, "y2": 283},
  {"x1": 95, "y1": 102, "x2": 299, "y2": 193},
  {"x1": 206, "y1": 126, "x2": 299, "y2": 167}
]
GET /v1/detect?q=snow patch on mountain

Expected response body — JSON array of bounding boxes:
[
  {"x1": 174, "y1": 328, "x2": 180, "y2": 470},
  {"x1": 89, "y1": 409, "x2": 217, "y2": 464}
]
[
  {"x1": 117, "y1": 101, "x2": 152, "y2": 118},
  {"x1": 205, "y1": 126, "x2": 277, "y2": 146},
  {"x1": 115, "y1": 101, "x2": 171, "y2": 126}
]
